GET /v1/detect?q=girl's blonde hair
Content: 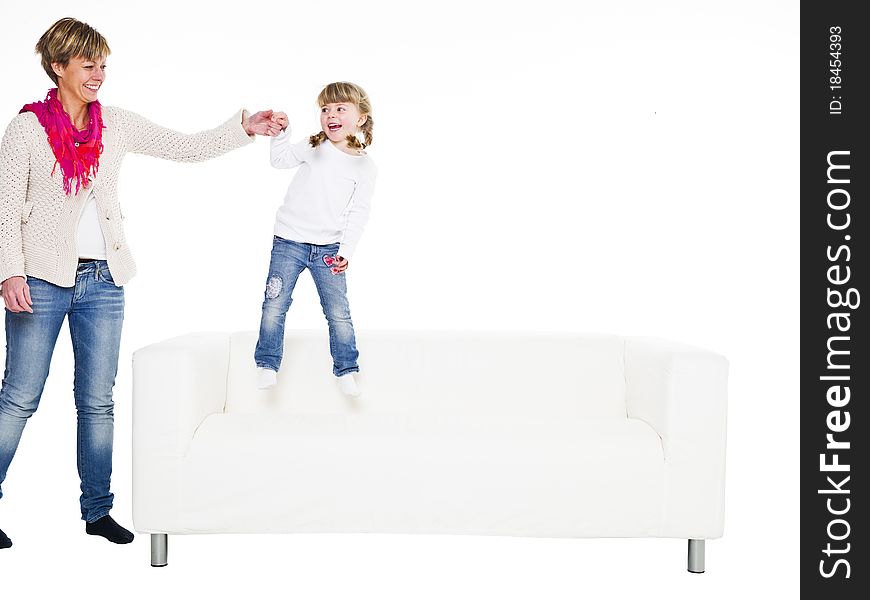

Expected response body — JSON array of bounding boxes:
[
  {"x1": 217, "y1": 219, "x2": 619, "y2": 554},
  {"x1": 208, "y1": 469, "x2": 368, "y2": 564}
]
[
  {"x1": 36, "y1": 18, "x2": 111, "y2": 85},
  {"x1": 309, "y1": 82, "x2": 374, "y2": 150}
]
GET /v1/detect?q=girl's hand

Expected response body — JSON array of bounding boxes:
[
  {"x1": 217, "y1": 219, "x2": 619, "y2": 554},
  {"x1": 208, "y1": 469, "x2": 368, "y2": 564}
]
[
  {"x1": 332, "y1": 256, "x2": 349, "y2": 274},
  {"x1": 270, "y1": 111, "x2": 289, "y2": 132},
  {"x1": 1, "y1": 276, "x2": 33, "y2": 313},
  {"x1": 243, "y1": 110, "x2": 283, "y2": 136}
]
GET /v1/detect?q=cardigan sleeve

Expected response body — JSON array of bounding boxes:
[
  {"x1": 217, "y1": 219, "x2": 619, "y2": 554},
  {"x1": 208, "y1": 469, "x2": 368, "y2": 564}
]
[
  {"x1": 115, "y1": 107, "x2": 255, "y2": 163},
  {"x1": 0, "y1": 115, "x2": 30, "y2": 284}
]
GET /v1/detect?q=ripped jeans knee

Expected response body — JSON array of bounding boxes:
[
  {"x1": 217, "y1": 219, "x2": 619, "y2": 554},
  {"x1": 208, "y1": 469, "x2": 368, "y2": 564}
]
[{"x1": 265, "y1": 275, "x2": 283, "y2": 300}]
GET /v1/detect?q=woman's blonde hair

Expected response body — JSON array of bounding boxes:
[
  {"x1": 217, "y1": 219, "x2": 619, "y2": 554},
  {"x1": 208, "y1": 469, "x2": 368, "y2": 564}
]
[
  {"x1": 35, "y1": 18, "x2": 111, "y2": 85},
  {"x1": 309, "y1": 82, "x2": 374, "y2": 150}
]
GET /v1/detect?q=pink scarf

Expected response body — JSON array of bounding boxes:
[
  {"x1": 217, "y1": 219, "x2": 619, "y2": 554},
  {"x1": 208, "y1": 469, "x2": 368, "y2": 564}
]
[{"x1": 20, "y1": 88, "x2": 104, "y2": 196}]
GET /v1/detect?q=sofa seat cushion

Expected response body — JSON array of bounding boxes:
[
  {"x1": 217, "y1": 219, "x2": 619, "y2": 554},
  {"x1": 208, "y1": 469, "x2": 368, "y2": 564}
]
[{"x1": 178, "y1": 414, "x2": 665, "y2": 537}]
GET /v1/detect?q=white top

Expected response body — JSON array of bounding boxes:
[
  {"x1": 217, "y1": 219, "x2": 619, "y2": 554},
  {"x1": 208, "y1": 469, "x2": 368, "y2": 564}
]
[
  {"x1": 270, "y1": 127, "x2": 377, "y2": 260},
  {"x1": 77, "y1": 190, "x2": 108, "y2": 259}
]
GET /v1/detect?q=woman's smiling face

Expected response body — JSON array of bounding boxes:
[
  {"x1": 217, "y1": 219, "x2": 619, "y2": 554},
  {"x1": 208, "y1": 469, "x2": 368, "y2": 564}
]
[{"x1": 54, "y1": 55, "x2": 107, "y2": 105}]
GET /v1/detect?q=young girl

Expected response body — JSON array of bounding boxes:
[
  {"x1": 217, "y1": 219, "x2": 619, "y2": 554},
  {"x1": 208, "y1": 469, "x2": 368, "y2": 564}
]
[{"x1": 254, "y1": 82, "x2": 376, "y2": 396}]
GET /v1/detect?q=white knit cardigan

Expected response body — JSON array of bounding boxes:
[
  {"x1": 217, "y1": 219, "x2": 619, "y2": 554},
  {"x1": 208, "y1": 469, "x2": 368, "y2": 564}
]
[{"x1": 0, "y1": 106, "x2": 254, "y2": 287}]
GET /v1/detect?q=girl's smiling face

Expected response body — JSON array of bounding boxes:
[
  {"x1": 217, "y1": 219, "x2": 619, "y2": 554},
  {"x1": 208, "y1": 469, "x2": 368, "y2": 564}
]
[
  {"x1": 320, "y1": 101, "x2": 366, "y2": 143},
  {"x1": 54, "y1": 55, "x2": 106, "y2": 108}
]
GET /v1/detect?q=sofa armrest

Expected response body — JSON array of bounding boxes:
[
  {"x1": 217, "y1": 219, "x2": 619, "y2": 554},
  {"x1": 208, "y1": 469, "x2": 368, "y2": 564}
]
[
  {"x1": 624, "y1": 336, "x2": 729, "y2": 538},
  {"x1": 133, "y1": 332, "x2": 231, "y2": 457},
  {"x1": 132, "y1": 332, "x2": 230, "y2": 533}
]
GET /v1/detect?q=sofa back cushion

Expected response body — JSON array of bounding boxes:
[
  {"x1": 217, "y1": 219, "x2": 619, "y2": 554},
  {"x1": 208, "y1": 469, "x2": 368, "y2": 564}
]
[{"x1": 225, "y1": 330, "x2": 627, "y2": 418}]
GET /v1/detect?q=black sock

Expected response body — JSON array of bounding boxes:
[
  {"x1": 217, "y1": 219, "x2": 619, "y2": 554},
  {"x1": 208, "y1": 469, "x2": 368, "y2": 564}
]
[
  {"x1": 85, "y1": 515, "x2": 134, "y2": 544},
  {"x1": 0, "y1": 527, "x2": 11, "y2": 549}
]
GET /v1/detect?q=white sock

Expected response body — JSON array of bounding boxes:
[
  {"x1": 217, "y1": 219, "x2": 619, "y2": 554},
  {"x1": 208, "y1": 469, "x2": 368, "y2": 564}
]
[
  {"x1": 257, "y1": 368, "x2": 278, "y2": 389},
  {"x1": 337, "y1": 373, "x2": 361, "y2": 397}
]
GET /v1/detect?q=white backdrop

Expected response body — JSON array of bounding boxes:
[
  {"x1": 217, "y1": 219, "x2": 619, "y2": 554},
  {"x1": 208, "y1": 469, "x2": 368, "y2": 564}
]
[{"x1": 0, "y1": 1, "x2": 799, "y2": 597}]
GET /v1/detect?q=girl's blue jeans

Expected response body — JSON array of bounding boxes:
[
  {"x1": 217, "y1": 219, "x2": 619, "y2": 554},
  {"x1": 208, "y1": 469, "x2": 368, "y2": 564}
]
[
  {"x1": 255, "y1": 236, "x2": 359, "y2": 377},
  {"x1": 0, "y1": 260, "x2": 123, "y2": 523}
]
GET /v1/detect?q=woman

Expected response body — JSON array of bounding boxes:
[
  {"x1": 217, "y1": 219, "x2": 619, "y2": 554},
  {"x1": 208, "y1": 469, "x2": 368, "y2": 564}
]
[{"x1": 0, "y1": 17, "x2": 281, "y2": 549}]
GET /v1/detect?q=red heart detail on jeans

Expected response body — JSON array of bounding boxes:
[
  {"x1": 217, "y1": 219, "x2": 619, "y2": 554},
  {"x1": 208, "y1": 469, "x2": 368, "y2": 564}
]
[{"x1": 323, "y1": 255, "x2": 336, "y2": 266}]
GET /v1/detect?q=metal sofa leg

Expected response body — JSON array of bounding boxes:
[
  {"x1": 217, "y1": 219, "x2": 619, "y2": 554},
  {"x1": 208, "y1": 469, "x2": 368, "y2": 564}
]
[
  {"x1": 687, "y1": 539, "x2": 705, "y2": 573},
  {"x1": 151, "y1": 534, "x2": 168, "y2": 567}
]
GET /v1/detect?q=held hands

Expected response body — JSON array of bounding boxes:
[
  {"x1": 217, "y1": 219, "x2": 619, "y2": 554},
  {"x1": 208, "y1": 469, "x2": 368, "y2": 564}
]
[
  {"x1": 1, "y1": 276, "x2": 33, "y2": 313},
  {"x1": 270, "y1": 112, "x2": 289, "y2": 132},
  {"x1": 243, "y1": 110, "x2": 284, "y2": 137}
]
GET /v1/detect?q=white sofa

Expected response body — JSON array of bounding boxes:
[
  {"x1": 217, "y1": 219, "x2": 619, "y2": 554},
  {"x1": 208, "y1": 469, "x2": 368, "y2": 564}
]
[{"x1": 132, "y1": 330, "x2": 728, "y2": 571}]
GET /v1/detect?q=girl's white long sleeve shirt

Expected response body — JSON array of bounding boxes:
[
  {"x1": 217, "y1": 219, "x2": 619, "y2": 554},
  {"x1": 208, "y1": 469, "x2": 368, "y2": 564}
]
[{"x1": 270, "y1": 127, "x2": 377, "y2": 260}]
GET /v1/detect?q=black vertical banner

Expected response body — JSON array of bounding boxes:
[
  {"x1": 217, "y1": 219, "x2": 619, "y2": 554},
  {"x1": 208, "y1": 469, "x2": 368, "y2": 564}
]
[{"x1": 802, "y1": 3, "x2": 867, "y2": 597}]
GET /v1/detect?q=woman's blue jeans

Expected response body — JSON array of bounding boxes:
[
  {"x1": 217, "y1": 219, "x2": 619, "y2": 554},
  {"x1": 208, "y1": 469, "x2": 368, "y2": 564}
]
[
  {"x1": 255, "y1": 236, "x2": 359, "y2": 376},
  {"x1": 0, "y1": 260, "x2": 123, "y2": 523}
]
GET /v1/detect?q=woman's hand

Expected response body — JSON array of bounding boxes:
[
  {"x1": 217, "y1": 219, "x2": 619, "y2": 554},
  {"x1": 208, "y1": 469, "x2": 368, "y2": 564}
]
[
  {"x1": 332, "y1": 256, "x2": 349, "y2": 274},
  {"x1": 243, "y1": 110, "x2": 283, "y2": 137},
  {"x1": 270, "y1": 112, "x2": 289, "y2": 132},
  {"x1": 1, "y1": 276, "x2": 33, "y2": 313}
]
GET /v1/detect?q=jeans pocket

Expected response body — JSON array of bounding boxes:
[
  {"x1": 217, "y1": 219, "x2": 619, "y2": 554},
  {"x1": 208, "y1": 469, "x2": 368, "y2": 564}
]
[{"x1": 96, "y1": 265, "x2": 116, "y2": 285}]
